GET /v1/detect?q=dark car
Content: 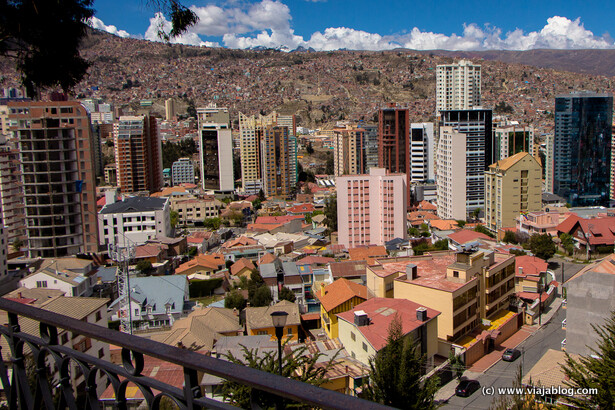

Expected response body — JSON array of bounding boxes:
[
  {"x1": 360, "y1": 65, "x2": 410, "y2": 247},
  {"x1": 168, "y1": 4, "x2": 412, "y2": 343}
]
[
  {"x1": 455, "y1": 380, "x2": 480, "y2": 397},
  {"x1": 502, "y1": 348, "x2": 521, "y2": 362}
]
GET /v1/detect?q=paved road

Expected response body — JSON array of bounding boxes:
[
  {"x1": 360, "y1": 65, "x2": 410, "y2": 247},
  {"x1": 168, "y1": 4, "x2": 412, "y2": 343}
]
[
  {"x1": 442, "y1": 306, "x2": 566, "y2": 409},
  {"x1": 547, "y1": 257, "x2": 587, "y2": 285}
]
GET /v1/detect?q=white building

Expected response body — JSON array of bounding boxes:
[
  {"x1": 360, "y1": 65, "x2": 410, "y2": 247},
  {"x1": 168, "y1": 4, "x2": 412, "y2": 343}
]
[
  {"x1": 171, "y1": 157, "x2": 195, "y2": 186},
  {"x1": 197, "y1": 105, "x2": 234, "y2": 192},
  {"x1": 436, "y1": 60, "x2": 481, "y2": 114},
  {"x1": 410, "y1": 122, "x2": 435, "y2": 183},
  {"x1": 98, "y1": 193, "x2": 171, "y2": 248},
  {"x1": 19, "y1": 258, "x2": 97, "y2": 297},
  {"x1": 436, "y1": 127, "x2": 467, "y2": 220}
]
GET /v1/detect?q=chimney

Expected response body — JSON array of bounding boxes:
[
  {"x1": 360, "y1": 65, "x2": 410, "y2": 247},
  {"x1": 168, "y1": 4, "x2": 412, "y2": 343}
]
[
  {"x1": 354, "y1": 310, "x2": 369, "y2": 326},
  {"x1": 320, "y1": 283, "x2": 326, "y2": 298},
  {"x1": 406, "y1": 264, "x2": 418, "y2": 280},
  {"x1": 518, "y1": 267, "x2": 523, "y2": 276},
  {"x1": 18, "y1": 292, "x2": 22, "y2": 299},
  {"x1": 105, "y1": 189, "x2": 118, "y2": 206},
  {"x1": 416, "y1": 307, "x2": 428, "y2": 322}
]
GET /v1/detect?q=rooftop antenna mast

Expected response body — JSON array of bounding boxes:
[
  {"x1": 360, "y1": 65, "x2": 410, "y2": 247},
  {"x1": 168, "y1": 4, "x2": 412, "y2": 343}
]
[{"x1": 108, "y1": 242, "x2": 136, "y2": 335}]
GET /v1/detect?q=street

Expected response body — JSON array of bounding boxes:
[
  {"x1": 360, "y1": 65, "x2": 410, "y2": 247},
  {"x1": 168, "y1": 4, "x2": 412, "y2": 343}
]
[
  {"x1": 547, "y1": 257, "x2": 587, "y2": 285},
  {"x1": 442, "y1": 306, "x2": 566, "y2": 409}
]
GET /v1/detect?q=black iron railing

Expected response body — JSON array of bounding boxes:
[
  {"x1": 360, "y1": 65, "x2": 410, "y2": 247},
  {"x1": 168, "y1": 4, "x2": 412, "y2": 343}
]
[{"x1": 0, "y1": 298, "x2": 390, "y2": 409}]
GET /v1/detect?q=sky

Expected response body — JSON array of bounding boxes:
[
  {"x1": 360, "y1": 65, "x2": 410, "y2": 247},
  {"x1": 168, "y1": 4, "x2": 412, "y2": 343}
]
[{"x1": 88, "y1": 0, "x2": 615, "y2": 51}]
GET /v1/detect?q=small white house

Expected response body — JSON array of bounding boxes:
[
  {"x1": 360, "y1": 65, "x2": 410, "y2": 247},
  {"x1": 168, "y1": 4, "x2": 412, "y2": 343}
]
[
  {"x1": 19, "y1": 258, "x2": 96, "y2": 297},
  {"x1": 98, "y1": 193, "x2": 171, "y2": 247}
]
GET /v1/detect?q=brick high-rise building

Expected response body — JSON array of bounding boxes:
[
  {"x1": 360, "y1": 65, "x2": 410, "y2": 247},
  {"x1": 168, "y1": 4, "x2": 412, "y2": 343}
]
[
  {"x1": 261, "y1": 125, "x2": 291, "y2": 198},
  {"x1": 333, "y1": 126, "x2": 365, "y2": 176},
  {"x1": 8, "y1": 101, "x2": 98, "y2": 257},
  {"x1": 378, "y1": 105, "x2": 410, "y2": 206},
  {"x1": 114, "y1": 115, "x2": 163, "y2": 194},
  {"x1": 337, "y1": 168, "x2": 407, "y2": 249}
]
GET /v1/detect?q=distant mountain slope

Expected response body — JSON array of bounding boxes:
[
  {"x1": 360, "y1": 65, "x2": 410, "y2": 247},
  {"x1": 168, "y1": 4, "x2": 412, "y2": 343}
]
[{"x1": 413, "y1": 49, "x2": 615, "y2": 77}]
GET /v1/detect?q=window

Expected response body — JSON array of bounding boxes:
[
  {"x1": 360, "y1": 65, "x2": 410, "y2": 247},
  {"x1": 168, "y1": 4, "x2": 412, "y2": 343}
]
[
  {"x1": 36, "y1": 281, "x2": 47, "y2": 288},
  {"x1": 98, "y1": 348, "x2": 105, "y2": 359},
  {"x1": 351, "y1": 332, "x2": 356, "y2": 341},
  {"x1": 95, "y1": 311, "x2": 102, "y2": 321},
  {"x1": 61, "y1": 333, "x2": 69, "y2": 344},
  {"x1": 362, "y1": 342, "x2": 368, "y2": 352},
  {"x1": 287, "y1": 327, "x2": 293, "y2": 336},
  {"x1": 257, "y1": 330, "x2": 268, "y2": 335},
  {"x1": 453, "y1": 271, "x2": 459, "y2": 278}
]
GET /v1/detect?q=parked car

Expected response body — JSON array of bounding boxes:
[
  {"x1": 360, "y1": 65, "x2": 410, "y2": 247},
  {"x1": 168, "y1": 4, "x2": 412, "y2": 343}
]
[
  {"x1": 502, "y1": 348, "x2": 521, "y2": 362},
  {"x1": 455, "y1": 379, "x2": 480, "y2": 397}
]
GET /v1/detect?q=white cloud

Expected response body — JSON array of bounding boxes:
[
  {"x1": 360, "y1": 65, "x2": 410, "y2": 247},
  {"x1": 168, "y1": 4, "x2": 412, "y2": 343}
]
[
  {"x1": 136, "y1": 3, "x2": 615, "y2": 52},
  {"x1": 87, "y1": 17, "x2": 130, "y2": 38}
]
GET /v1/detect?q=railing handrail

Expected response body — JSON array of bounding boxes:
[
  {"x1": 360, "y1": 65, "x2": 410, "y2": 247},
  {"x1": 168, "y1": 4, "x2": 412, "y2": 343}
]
[{"x1": 0, "y1": 297, "x2": 391, "y2": 409}]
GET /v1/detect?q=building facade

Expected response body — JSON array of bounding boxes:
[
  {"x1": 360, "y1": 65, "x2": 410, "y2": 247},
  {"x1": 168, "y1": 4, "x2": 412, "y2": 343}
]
[
  {"x1": 114, "y1": 115, "x2": 163, "y2": 194},
  {"x1": 0, "y1": 136, "x2": 25, "y2": 245},
  {"x1": 410, "y1": 122, "x2": 435, "y2": 183},
  {"x1": 484, "y1": 152, "x2": 542, "y2": 232},
  {"x1": 358, "y1": 123, "x2": 379, "y2": 172},
  {"x1": 546, "y1": 92, "x2": 613, "y2": 206},
  {"x1": 378, "y1": 106, "x2": 410, "y2": 205},
  {"x1": 337, "y1": 168, "x2": 407, "y2": 249},
  {"x1": 197, "y1": 105, "x2": 234, "y2": 192},
  {"x1": 436, "y1": 59, "x2": 481, "y2": 114},
  {"x1": 333, "y1": 127, "x2": 365, "y2": 176},
  {"x1": 438, "y1": 109, "x2": 493, "y2": 217},
  {"x1": 171, "y1": 158, "x2": 195, "y2": 186},
  {"x1": 436, "y1": 127, "x2": 467, "y2": 220},
  {"x1": 8, "y1": 101, "x2": 98, "y2": 257},
  {"x1": 494, "y1": 123, "x2": 535, "y2": 162}
]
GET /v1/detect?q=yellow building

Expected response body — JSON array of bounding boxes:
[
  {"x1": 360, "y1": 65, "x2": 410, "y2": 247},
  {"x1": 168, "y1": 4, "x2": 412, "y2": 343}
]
[
  {"x1": 317, "y1": 278, "x2": 368, "y2": 339},
  {"x1": 368, "y1": 249, "x2": 515, "y2": 342},
  {"x1": 484, "y1": 152, "x2": 542, "y2": 232},
  {"x1": 336, "y1": 298, "x2": 440, "y2": 368},
  {"x1": 245, "y1": 300, "x2": 301, "y2": 342}
]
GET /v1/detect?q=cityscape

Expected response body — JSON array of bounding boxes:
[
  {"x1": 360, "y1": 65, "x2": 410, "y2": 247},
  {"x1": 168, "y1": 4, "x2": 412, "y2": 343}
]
[{"x1": 1, "y1": 4, "x2": 615, "y2": 409}]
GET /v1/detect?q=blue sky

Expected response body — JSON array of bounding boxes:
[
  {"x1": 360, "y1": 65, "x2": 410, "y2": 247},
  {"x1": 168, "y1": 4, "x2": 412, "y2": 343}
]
[{"x1": 89, "y1": 0, "x2": 615, "y2": 50}]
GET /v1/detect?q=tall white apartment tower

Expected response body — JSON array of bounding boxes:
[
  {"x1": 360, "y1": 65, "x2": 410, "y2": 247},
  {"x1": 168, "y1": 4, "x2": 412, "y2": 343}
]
[
  {"x1": 436, "y1": 60, "x2": 481, "y2": 114},
  {"x1": 410, "y1": 123, "x2": 435, "y2": 183},
  {"x1": 436, "y1": 127, "x2": 467, "y2": 220},
  {"x1": 197, "y1": 105, "x2": 234, "y2": 192}
]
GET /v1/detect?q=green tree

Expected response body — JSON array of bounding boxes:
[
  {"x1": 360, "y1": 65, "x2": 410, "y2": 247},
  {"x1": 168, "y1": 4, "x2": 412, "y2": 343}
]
[
  {"x1": 529, "y1": 234, "x2": 556, "y2": 260},
  {"x1": 325, "y1": 152, "x2": 334, "y2": 175},
  {"x1": 474, "y1": 224, "x2": 495, "y2": 238},
  {"x1": 408, "y1": 227, "x2": 420, "y2": 237},
  {"x1": 224, "y1": 289, "x2": 247, "y2": 311},
  {"x1": 471, "y1": 207, "x2": 481, "y2": 221},
  {"x1": 306, "y1": 142, "x2": 314, "y2": 155},
  {"x1": 448, "y1": 351, "x2": 465, "y2": 381},
  {"x1": 11, "y1": 238, "x2": 23, "y2": 252},
  {"x1": 323, "y1": 195, "x2": 337, "y2": 233},
  {"x1": 252, "y1": 198, "x2": 262, "y2": 212},
  {"x1": 170, "y1": 210, "x2": 179, "y2": 228},
  {"x1": 279, "y1": 286, "x2": 296, "y2": 303},
  {"x1": 136, "y1": 260, "x2": 153, "y2": 275},
  {"x1": 258, "y1": 189, "x2": 266, "y2": 201},
  {"x1": 250, "y1": 286, "x2": 273, "y2": 307},
  {"x1": 560, "y1": 233, "x2": 575, "y2": 256},
  {"x1": 433, "y1": 239, "x2": 449, "y2": 251},
  {"x1": 363, "y1": 315, "x2": 439, "y2": 409},
  {"x1": 456, "y1": 220, "x2": 467, "y2": 228},
  {"x1": 221, "y1": 341, "x2": 337, "y2": 408},
  {"x1": 561, "y1": 311, "x2": 615, "y2": 409},
  {"x1": 503, "y1": 230, "x2": 518, "y2": 244},
  {"x1": 1, "y1": 1, "x2": 196, "y2": 97},
  {"x1": 203, "y1": 217, "x2": 221, "y2": 230}
]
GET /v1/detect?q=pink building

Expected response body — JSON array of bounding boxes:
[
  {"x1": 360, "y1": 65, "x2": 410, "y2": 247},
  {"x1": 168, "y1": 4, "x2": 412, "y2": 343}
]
[
  {"x1": 337, "y1": 168, "x2": 407, "y2": 249},
  {"x1": 516, "y1": 211, "x2": 571, "y2": 236}
]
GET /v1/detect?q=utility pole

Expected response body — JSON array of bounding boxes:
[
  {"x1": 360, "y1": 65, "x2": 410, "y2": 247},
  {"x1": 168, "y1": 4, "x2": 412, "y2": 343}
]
[{"x1": 109, "y1": 243, "x2": 136, "y2": 334}]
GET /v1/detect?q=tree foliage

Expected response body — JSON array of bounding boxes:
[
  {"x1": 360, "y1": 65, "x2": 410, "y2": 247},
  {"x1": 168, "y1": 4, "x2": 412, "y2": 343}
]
[
  {"x1": 162, "y1": 139, "x2": 197, "y2": 169},
  {"x1": 363, "y1": 315, "x2": 439, "y2": 409},
  {"x1": 561, "y1": 311, "x2": 615, "y2": 409},
  {"x1": 503, "y1": 230, "x2": 518, "y2": 244},
  {"x1": 221, "y1": 341, "x2": 337, "y2": 408},
  {"x1": 251, "y1": 286, "x2": 273, "y2": 307},
  {"x1": 474, "y1": 224, "x2": 495, "y2": 238},
  {"x1": 224, "y1": 289, "x2": 247, "y2": 311},
  {"x1": 170, "y1": 210, "x2": 179, "y2": 228},
  {"x1": 203, "y1": 217, "x2": 221, "y2": 230},
  {"x1": 448, "y1": 351, "x2": 465, "y2": 381},
  {"x1": 560, "y1": 233, "x2": 574, "y2": 256},
  {"x1": 136, "y1": 260, "x2": 153, "y2": 275},
  {"x1": 529, "y1": 234, "x2": 556, "y2": 260},
  {"x1": 323, "y1": 195, "x2": 337, "y2": 233},
  {"x1": 279, "y1": 286, "x2": 296, "y2": 303},
  {"x1": 0, "y1": 0, "x2": 197, "y2": 97}
]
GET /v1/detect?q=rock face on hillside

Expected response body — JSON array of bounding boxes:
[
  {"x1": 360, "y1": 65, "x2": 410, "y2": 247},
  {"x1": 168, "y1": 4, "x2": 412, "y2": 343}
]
[{"x1": 2, "y1": 29, "x2": 615, "y2": 133}]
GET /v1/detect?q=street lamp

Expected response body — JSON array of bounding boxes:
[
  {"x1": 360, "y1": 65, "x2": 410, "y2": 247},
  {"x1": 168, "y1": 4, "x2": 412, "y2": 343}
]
[{"x1": 271, "y1": 311, "x2": 288, "y2": 376}]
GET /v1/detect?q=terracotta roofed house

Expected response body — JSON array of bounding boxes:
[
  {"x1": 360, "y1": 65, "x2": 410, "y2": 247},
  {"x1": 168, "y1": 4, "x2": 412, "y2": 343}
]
[
  {"x1": 317, "y1": 278, "x2": 368, "y2": 339},
  {"x1": 175, "y1": 253, "x2": 225, "y2": 275},
  {"x1": 348, "y1": 245, "x2": 388, "y2": 266},
  {"x1": 245, "y1": 300, "x2": 301, "y2": 341}
]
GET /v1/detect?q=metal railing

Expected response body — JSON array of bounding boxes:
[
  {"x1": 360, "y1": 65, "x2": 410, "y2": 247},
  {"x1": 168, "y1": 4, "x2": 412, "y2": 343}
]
[{"x1": 0, "y1": 298, "x2": 390, "y2": 409}]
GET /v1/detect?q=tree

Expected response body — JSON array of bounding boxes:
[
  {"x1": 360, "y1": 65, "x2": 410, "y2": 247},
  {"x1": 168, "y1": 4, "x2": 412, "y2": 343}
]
[
  {"x1": 170, "y1": 210, "x2": 179, "y2": 228},
  {"x1": 323, "y1": 195, "x2": 337, "y2": 233},
  {"x1": 560, "y1": 233, "x2": 575, "y2": 256},
  {"x1": 136, "y1": 260, "x2": 153, "y2": 275},
  {"x1": 250, "y1": 286, "x2": 273, "y2": 307},
  {"x1": 252, "y1": 198, "x2": 262, "y2": 212},
  {"x1": 11, "y1": 238, "x2": 23, "y2": 252},
  {"x1": 203, "y1": 217, "x2": 221, "y2": 230},
  {"x1": 408, "y1": 227, "x2": 420, "y2": 237},
  {"x1": 306, "y1": 142, "x2": 314, "y2": 155},
  {"x1": 258, "y1": 189, "x2": 266, "y2": 201},
  {"x1": 471, "y1": 207, "x2": 482, "y2": 221},
  {"x1": 363, "y1": 315, "x2": 439, "y2": 409},
  {"x1": 325, "y1": 153, "x2": 334, "y2": 175},
  {"x1": 503, "y1": 230, "x2": 518, "y2": 244},
  {"x1": 279, "y1": 286, "x2": 296, "y2": 303},
  {"x1": 433, "y1": 239, "x2": 449, "y2": 251},
  {"x1": 456, "y1": 220, "x2": 467, "y2": 228},
  {"x1": 448, "y1": 351, "x2": 465, "y2": 381},
  {"x1": 1, "y1": 0, "x2": 197, "y2": 97},
  {"x1": 561, "y1": 311, "x2": 615, "y2": 409},
  {"x1": 221, "y1": 342, "x2": 337, "y2": 408},
  {"x1": 475, "y1": 224, "x2": 495, "y2": 238},
  {"x1": 224, "y1": 290, "x2": 246, "y2": 311},
  {"x1": 529, "y1": 234, "x2": 556, "y2": 260}
]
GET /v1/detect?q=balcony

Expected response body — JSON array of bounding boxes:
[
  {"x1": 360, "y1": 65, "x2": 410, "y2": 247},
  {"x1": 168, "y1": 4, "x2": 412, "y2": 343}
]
[{"x1": 0, "y1": 298, "x2": 387, "y2": 409}]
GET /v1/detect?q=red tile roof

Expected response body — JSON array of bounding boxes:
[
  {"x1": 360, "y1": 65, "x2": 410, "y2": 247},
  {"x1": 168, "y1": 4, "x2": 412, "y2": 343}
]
[
  {"x1": 317, "y1": 278, "x2": 368, "y2": 312},
  {"x1": 556, "y1": 214, "x2": 581, "y2": 234},
  {"x1": 230, "y1": 258, "x2": 256, "y2": 276},
  {"x1": 287, "y1": 203, "x2": 316, "y2": 214},
  {"x1": 296, "y1": 255, "x2": 335, "y2": 266},
  {"x1": 577, "y1": 217, "x2": 615, "y2": 246},
  {"x1": 337, "y1": 298, "x2": 440, "y2": 351},
  {"x1": 247, "y1": 222, "x2": 284, "y2": 232},
  {"x1": 175, "y1": 253, "x2": 225, "y2": 274},
  {"x1": 348, "y1": 245, "x2": 388, "y2": 265},
  {"x1": 515, "y1": 255, "x2": 547, "y2": 278},
  {"x1": 256, "y1": 215, "x2": 303, "y2": 224},
  {"x1": 221, "y1": 236, "x2": 257, "y2": 248},
  {"x1": 417, "y1": 200, "x2": 437, "y2": 211},
  {"x1": 430, "y1": 220, "x2": 459, "y2": 231},
  {"x1": 447, "y1": 230, "x2": 491, "y2": 245},
  {"x1": 329, "y1": 260, "x2": 367, "y2": 278},
  {"x1": 134, "y1": 244, "x2": 164, "y2": 259},
  {"x1": 258, "y1": 252, "x2": 277, "y2": 265}
]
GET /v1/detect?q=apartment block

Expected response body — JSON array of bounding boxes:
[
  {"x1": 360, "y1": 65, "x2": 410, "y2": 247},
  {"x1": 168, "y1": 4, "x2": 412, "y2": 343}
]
[
  {"x1": 378, "y1": 106, "x2": 410, "y2": 205},
  {"x1": 366, "y1": 249, "x2": 515, "y2": 342},
  {"x1": 171, "y1": 157, "x2": 195, "y2": 186},
  {"x1": 333, "y1": 126, "x2": 365, "y2": 176},
  {"x1": 337, "y1": 168, "x2": 407, "y2": 249},
  {"x1": 197, "y1": 105, "x2": 234, "y2": 192},
  {"x1": 485, "y1": 152, "x2": 542, "y2": 232},
  {"x1": 0, "y1": 136, "x2": 25, "y2": 244},
  {"x1": 165, "y1": 98, "x2": 176, "y2": 121},
  {"x1": 261, "y1": 125, "x2": 291, "y2": 198},
  {"x1": 494, "y1": 123, "x2": 535, "y2": 162},
  {"x1": 114, "y1": 115, "x2": 163, "y2": 194},
  {"x1": 172, "y1": 197, "x2": 222, "y2": 225},
  {"x1": 8, "y1": 101, "x2": 98, "y2": 257},
  {"x1": 358, "y1": 123, "x2": 379, "y2": 172},
  {"x1": 436, "y1": 59, "x2": 481, "y2": 114},
  {"x1": 436, "y1": 126, "x2": 467, "y2": 220},
  {"x1": 410, "y1": 122, "x2": 435, "y2": 183}
]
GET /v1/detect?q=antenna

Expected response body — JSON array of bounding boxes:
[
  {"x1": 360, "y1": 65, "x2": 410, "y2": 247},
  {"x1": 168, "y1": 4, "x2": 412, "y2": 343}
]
[{"x1": 108, "y1": 242, "x2": 136, "y2": 335}]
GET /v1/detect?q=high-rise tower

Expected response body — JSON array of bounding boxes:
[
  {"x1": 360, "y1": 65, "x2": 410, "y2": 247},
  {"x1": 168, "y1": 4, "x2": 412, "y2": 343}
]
[{"x1": 436, "y1": 60, "x2": 481, "y2": 114}]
